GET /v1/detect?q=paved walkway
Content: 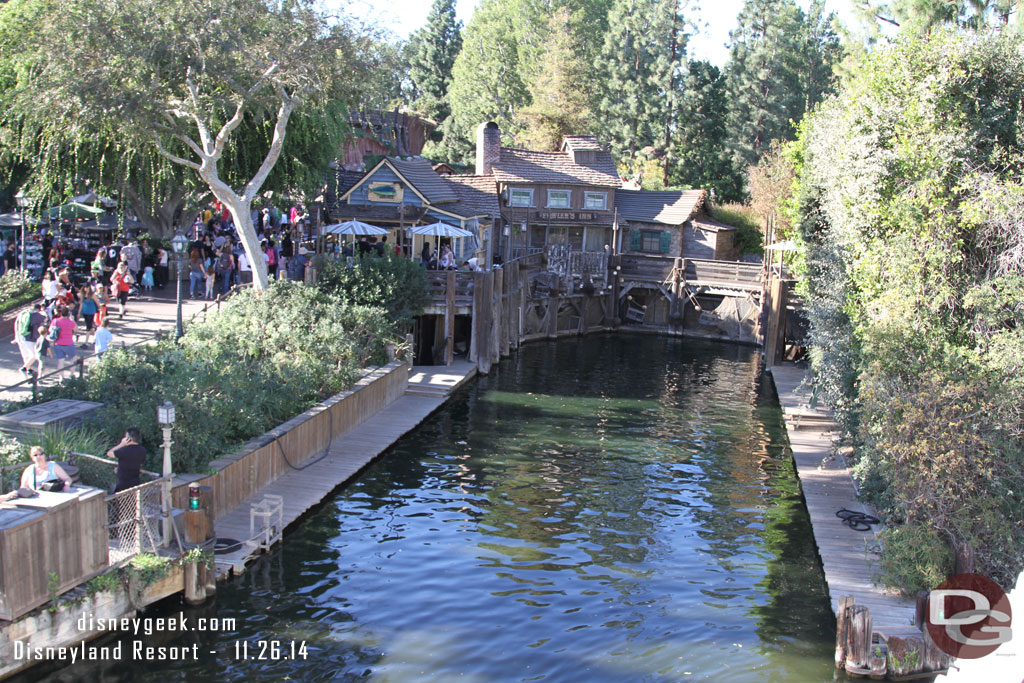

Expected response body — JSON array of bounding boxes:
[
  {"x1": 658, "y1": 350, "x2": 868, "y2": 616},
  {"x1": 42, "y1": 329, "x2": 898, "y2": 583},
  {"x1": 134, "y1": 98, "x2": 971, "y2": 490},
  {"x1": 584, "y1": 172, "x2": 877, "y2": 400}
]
[
  {"x1": 213, "y1": 360, "x2": 478, "y2": 578},
  {"x1": 0, "y1": 287, "x2": 211, "y2": 402},
  {"x1": 769, "y1": 364, "x2": 917, "y2": 630}
]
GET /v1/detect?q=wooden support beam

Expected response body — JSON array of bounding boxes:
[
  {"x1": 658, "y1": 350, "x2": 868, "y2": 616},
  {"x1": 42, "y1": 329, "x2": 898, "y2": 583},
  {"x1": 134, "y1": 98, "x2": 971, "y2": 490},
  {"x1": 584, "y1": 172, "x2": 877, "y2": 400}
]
[
  {"x1": 763, "y1": 276, "x2": 787, "y2": 368},
  {"x1": 445, "y1": 270, "x2": 455, "y2": 366},
  {"x1": 548, "y1": 275, "x2": 560, "y2": 339},
  {"x1": 491, "y1": 266, "x2": 502, "y2": 365}
]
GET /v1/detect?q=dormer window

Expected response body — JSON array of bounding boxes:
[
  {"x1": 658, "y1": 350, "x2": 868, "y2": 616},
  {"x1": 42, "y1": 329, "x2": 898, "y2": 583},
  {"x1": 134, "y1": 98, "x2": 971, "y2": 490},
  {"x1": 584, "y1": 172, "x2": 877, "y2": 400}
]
[
  {"x1": 509, "y1": 188, "x2": 533, "y2": 207},
  {"x1": 546, "y1": 190, "x2": 571, "y2": 209}
]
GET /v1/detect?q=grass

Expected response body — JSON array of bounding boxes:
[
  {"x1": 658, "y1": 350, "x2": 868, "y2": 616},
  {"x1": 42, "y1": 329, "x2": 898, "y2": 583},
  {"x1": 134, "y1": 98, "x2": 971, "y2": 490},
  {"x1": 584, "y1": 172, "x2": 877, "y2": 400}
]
[{"x1": 712, "y1": 203, "x2": 764, "y2": 256}]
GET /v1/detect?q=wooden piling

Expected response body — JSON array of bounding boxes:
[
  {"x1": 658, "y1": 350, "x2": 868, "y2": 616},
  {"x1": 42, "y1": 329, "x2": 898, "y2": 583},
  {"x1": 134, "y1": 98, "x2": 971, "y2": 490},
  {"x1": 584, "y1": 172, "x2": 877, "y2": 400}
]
[
  {"x1": 445, "y1": 270, "x2": 455, "y2": 366},
  {"x1": 547, "y1": 275, "x2": 560, "y2": 339},
  {"x1": 763, "y1": 275, "x2": 787, "y2": 368}
]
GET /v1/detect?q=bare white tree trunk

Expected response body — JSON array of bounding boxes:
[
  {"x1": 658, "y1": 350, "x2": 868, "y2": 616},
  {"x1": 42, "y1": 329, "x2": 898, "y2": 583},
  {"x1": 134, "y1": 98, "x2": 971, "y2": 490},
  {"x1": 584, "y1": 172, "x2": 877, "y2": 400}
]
[{"x1": 153, "y1": 73, "x2": 296, "y2": 293}]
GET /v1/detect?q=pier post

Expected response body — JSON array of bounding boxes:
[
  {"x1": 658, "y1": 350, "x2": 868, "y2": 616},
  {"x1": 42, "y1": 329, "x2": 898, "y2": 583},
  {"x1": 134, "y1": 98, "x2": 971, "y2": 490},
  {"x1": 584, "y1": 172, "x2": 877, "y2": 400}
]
[
  {"x1": 491, "y1": 266, "x2": 503, "y2": 364},
  {"x1": 548, "y1": 274, "x2": 560, "y2": 339},
  {"x1": 763, "y1": 275, "x2": 787, "y2": 368},
  {"x1": 445, "y1": 270, "x2": 455, "y2": 366}
]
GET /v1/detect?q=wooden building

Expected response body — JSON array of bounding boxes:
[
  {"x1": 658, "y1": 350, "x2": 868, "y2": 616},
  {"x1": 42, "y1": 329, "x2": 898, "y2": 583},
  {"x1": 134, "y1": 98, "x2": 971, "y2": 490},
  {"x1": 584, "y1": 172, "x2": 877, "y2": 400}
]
[
  {"x1": 474, "y1": 123, "x2": 620, "y2": 264},
  {"x1": 614, "y1": 189, "x2": 737, "y2": 260},
  {"x1": 329, "y1": 156, "x2": 499, "y2": 265}
]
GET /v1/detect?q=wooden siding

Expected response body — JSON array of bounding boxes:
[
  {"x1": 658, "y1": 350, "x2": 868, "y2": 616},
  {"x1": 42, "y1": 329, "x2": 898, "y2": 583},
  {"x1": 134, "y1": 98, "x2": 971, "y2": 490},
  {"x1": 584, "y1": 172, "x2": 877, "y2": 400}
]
[
  {"x1": 0, "y1": 489, "x2": 108, "y2": 621},
  {"x1": 346, "y1": 166, "x2": 425, "y2": 208},
  {"x1": 171, "y1": 362, "x2": 409, "y2": 520},
  {"x1": 502, "y1": 183, "x2": 616, "y2": 224}
]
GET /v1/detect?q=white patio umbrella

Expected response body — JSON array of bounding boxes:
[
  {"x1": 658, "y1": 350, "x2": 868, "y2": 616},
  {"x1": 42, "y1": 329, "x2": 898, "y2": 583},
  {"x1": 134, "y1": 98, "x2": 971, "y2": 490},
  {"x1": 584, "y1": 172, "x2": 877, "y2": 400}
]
[
  {"x1": 409, "y1": 222, "x2": 474, "y2": 238},
  {"x1": 323, "y1": 220, "x2": 389, "y2": 236}
]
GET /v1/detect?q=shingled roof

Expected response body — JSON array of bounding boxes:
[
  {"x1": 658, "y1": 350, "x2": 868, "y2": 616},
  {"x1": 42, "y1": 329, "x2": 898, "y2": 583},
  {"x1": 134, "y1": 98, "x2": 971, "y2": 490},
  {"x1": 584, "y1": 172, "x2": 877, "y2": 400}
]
[
  {"x1": 389, "y1": 157, "x2": 458, "y2": 204},
  {"x1": 614, "y1": 189, "x2": 708, "y2": 225},
  {"x1": 561, "y1": 135, "x2": 603, "y2": 152},
  {"x1": 447, "y1": 175, "x2": 499, "y2": 218},
  {"x1": 491, "y1": 148, "x2": 620, "y2": 188}
]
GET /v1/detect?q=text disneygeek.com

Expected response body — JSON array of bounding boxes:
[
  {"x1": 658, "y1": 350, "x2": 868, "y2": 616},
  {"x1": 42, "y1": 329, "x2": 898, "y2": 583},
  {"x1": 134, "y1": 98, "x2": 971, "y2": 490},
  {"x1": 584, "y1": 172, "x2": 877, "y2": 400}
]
[{"x1": 10, "y1": 613, "x2": 306, "y2": 663}]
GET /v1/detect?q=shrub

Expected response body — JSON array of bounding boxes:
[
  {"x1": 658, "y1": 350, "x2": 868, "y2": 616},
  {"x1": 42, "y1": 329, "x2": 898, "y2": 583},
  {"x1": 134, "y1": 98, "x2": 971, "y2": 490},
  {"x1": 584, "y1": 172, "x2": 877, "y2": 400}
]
[
  {"x1": 711, "y1": 203, "x2": 763, "y2": 255},
  {"x1": 7, "y1": 281, "x2": 396, "y2": 472},
  {"x1": 0, "y1": 270, "x2": 37, "y2": 313},
  {"x1": 878, "y1": 524, "x2": 953, "y2": 595},
  {"x1": 317, "y1": 252, "x2": 430, "y2": 329}
]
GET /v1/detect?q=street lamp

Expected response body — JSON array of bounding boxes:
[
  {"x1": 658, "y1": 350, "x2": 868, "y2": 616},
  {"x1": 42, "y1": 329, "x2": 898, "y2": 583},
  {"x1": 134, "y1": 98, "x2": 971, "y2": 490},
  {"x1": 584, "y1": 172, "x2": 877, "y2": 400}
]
[
  {"x1": 157, "y1": 400, "x2": 176, "y2": 548},
  {"x1": 170, "y1": 230, "x2": 188, "y2": 340},
  {"x1": 14, "y1": 192, "x2": 31, "y2": 276}
]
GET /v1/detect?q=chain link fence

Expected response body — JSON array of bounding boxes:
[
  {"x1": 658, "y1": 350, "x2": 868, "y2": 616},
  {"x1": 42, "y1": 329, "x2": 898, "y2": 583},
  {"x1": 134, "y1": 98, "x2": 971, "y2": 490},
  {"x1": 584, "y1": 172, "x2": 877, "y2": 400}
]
[{"x1": 106, "y1": 478, "x2": 168, "y2": 564}]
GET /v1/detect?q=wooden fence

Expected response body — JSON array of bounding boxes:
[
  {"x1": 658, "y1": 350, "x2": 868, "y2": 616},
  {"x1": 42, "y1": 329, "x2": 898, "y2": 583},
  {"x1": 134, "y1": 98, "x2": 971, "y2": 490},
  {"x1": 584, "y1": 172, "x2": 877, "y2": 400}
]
[{"x1": 171, "y1": 361, "x2": 409, "y2": 520}]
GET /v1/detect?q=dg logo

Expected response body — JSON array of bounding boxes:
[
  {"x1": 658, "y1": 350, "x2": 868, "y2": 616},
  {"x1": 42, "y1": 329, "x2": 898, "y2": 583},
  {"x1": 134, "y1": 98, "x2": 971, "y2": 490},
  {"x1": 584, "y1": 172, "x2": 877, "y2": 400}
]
[{"x1": 926, "y1": 573, "x2": 1012, "y2": 659}]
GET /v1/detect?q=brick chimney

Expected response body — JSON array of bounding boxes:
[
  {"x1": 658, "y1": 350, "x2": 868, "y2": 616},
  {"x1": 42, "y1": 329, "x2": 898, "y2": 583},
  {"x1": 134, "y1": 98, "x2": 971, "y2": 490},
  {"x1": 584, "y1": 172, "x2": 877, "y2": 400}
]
[{"x1": 476, "y1": 121, "x2": 501, "y2": 176}]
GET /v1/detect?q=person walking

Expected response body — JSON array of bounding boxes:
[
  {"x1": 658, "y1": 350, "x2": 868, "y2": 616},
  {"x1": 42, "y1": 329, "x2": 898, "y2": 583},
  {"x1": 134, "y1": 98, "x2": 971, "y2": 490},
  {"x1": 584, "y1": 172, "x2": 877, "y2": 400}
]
[
  {"x1": 12, "y1": 304, "x2": 40, "y2": 377},
  {"x1": 216, "y1": 247, "x2": 234, "y2": 294},
  {"x1": 110, "y1": 262, "x2": 134, "y2": 319},
  {"x1": 78, "y1": 286, "x2": 98, "y2": 348},
  {"x1": 47, "y1": 305, "x2": 77, "y2": 379},
  {"x1": 93, "y1": 318, "x2": 113, "y2": 359},
  {"x1": 155, "y1": 247, "x2": 168, "y2": 289},
  {"x1": 188, "y1": 253, "x2": 204, "y2": 298}
]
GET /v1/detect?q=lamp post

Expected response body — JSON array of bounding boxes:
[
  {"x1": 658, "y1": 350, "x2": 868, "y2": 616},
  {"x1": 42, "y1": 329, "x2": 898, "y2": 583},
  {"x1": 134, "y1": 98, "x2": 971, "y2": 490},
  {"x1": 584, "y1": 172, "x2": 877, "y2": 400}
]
[
  {"x1": 157, "y1": 400, "x2": 176, "y2": 548},
  {"x1": 14, "y1": 193, "x2": 31, "y2": 275},
  {"x1": 171, "y1": 230, "x2": 188, "y2": 340}
]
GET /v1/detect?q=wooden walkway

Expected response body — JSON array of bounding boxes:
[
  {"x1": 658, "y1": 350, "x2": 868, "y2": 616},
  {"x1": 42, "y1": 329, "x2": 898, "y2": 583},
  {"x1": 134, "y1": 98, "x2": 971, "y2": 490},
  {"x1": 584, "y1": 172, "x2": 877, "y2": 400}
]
[
  {"x1": 769, "y1": 365, "x2": 916, "y2": 630},
  {"x1": 213, "y1": 361, "x2": 477, "y2": 578}
]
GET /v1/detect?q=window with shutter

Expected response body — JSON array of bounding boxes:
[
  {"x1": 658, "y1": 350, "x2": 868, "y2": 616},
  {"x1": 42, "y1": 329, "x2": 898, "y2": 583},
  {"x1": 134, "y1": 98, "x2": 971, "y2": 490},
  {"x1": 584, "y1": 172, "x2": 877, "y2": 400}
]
[
  {"x1": 629, "y1": 230, "x2": 642, "y2": 251},
  {"x1": 660, "y1": 231, "x2": 671, "y2": 253}
]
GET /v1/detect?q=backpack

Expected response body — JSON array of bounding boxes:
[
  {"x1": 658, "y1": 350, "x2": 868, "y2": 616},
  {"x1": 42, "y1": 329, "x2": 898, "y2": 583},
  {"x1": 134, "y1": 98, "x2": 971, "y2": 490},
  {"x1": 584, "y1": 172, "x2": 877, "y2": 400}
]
[
  {"x1": 218, "y1": 252, "x2": 233, "y2": 270},
  {"x1": 266, "y1": 248, "x2": 276, "y2": 266},
  {"x1": 15, "y1": 310, "x2": 32, "y2": 338},
  {"x1": 47, "y1": 324, "x2": 60, "y2": 342}
]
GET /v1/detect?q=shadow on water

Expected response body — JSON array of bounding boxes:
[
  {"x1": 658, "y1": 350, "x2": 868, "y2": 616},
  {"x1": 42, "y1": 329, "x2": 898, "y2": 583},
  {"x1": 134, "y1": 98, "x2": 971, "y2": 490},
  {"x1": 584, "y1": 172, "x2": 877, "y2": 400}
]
[{"x1": 25, "y1": 334, "x2": 854, "y2": 682}]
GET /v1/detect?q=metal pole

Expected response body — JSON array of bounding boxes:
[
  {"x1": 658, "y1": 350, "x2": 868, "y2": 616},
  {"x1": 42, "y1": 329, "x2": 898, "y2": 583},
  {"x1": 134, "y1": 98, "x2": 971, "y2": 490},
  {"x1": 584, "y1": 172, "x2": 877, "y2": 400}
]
[
  {"x1": 20, "y1": 208, "x2": 26, "y2": 275},
  {"x1": 175, "y1": 260, "x2": 184, "y2": 340},
  {"x1": 161, "y1": 424, "x2": 173, "y2": 547}
]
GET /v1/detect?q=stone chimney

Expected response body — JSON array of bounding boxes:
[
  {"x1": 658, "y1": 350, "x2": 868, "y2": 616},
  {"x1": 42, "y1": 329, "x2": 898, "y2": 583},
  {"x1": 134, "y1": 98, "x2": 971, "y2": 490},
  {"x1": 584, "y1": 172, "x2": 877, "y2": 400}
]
[{"x1": 476, "y1": 121, "x2": 501, "y2": 176}]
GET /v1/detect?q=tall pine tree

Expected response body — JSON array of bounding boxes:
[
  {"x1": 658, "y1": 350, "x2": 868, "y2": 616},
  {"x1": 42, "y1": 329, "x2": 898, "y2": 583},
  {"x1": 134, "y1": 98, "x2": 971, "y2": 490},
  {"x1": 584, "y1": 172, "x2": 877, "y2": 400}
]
[
  {"x1": 516, "y1": 8, "x2": 593, "y2": 150},
  {"x1": 594, "y1": 0, "x2": 687, "y2": 171},
  {"x1": 724, "y1": 0, "x2": 839, "y2": 173},
  {"x1": 672, "y1": 61, "x2": 744, "y2": 201},
  {"x1": 408, "y1": 0, "x2": 463, "y2": 125}
]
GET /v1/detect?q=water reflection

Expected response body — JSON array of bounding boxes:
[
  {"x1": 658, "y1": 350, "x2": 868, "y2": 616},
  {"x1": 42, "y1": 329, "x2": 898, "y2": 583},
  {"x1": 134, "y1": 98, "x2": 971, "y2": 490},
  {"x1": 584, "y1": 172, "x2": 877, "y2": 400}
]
[{"x1": 33, "y1": 335, "x2": 842, "y2": 682}]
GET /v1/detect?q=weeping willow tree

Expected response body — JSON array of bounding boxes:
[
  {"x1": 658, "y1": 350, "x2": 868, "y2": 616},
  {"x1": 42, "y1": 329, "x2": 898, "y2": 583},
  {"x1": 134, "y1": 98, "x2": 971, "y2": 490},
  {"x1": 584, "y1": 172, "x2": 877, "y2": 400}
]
[{"x1": 0, "y1": 0, "x2": 374, "y2": 291}]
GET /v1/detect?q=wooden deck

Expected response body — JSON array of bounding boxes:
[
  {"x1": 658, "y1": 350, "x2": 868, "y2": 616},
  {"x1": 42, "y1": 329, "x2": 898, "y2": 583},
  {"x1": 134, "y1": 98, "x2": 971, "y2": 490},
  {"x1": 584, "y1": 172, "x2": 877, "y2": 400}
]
[
  {"x1": 769, "y1": 364, "x2": 916, "y2": 630},
  {"x1": 212, "y1": 362, "x2": 477, "y2": 577}
]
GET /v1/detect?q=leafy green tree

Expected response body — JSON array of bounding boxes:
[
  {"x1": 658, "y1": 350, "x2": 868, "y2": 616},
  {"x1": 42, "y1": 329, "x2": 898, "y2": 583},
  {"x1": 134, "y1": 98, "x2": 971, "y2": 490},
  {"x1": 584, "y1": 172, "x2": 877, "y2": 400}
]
[
  {"x1": 724, "y1": 0, "x2": 839, "y2": 172},
  {"x1": 408, "y1": 0, "x2": 463, "y2": 126},
  {"x1": 516, "y1": 8, "x2": 593, "y2": 151},
  {"x1": 0, "y1": 0, "x2": 373, "y2": 291},
  {"x1": 671, "y1": 61, "x2": 744, "y2": 201},
  {"x1": 594, "y1": 0, "x2": 687, "y2": 166},
  {"x1": 441, "y1": 0, "x2": 529, "y2": 163},
  {"x1": 791, "y1": 31, "x2": 1024, "y2": 588}
]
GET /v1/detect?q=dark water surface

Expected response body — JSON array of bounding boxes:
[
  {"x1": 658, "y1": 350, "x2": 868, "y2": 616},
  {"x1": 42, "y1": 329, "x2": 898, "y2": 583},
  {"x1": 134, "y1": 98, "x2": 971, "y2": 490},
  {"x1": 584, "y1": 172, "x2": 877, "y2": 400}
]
[{"x1": 37, "y1": 335, "x2": 840, "y2": 682}]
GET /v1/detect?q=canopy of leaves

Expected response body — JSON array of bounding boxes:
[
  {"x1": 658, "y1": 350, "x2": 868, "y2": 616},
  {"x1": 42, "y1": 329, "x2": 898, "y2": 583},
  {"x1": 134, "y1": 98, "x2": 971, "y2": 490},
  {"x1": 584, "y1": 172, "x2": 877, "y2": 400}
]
[
  {"x1": 0, "y1": 0, "x2": 373, "y2": 231},
  {"x1": 792, "y1": 30, "x2": 1024, "y2": 589},
  {"x1": 408, "y1": 0, "x2": 463, "y2": 125}
]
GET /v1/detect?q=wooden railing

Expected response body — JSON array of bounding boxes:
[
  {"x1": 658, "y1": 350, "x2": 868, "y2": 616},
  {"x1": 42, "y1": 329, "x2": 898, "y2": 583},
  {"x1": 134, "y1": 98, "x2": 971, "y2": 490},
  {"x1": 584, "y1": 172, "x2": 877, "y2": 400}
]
[
  {"x1": 684, "y1": 258, "x2": 762, "y2": 287},
  {"x1": 425, "y1": 271, "x2": 475, "y2": 306},
  {"x1": 618, "y1": 254, "x2": 676, "y2": 282}
]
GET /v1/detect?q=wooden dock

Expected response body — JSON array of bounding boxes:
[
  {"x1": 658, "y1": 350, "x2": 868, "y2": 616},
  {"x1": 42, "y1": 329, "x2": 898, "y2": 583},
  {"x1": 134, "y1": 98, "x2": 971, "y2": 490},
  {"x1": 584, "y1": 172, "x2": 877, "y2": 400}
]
[
  {"x1": 769, "y1": 365, "x2": 916, "y2": 629},
  {"x1": 212, "y1": 361, "x2": 477, "y2": 577}
]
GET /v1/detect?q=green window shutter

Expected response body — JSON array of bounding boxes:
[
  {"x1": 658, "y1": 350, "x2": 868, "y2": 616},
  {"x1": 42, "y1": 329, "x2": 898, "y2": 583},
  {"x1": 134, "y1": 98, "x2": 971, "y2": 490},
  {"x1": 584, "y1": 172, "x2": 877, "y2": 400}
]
[
  {"x1": 629, "y1": 230, "x2": 641, "y2": 251},
  {"x1": 659, "y1": 231, "x2": 671, "y2": 253}
]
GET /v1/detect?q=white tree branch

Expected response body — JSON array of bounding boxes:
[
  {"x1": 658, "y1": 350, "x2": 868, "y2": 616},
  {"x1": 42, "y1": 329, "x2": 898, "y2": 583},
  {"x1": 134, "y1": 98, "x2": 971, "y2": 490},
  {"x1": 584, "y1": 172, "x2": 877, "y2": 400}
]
[
  {"x1": 153, "y1": 133, "x2": 201, "y2": 170},
  {"x1": 242, "y1": 95, "x2": 296, "y2": 203},
  {"x1": 185, "y1": 70, "x2": 213, "y2": 154}
]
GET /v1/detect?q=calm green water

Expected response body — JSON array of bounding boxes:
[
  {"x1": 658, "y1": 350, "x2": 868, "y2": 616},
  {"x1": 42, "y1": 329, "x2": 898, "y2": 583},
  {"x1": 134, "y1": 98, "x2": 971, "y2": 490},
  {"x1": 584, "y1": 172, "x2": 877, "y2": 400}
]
[{"x1": 32, "y1": 335, "x2": 840, "y2": 682}]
